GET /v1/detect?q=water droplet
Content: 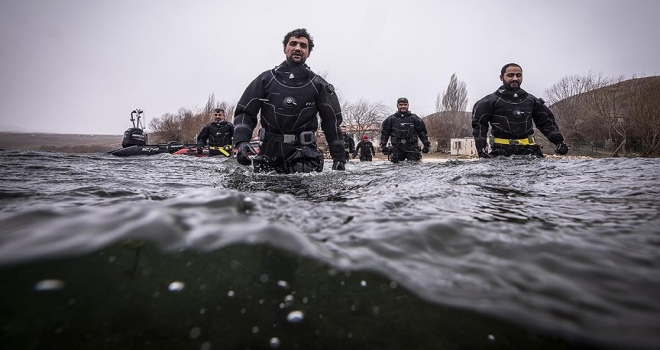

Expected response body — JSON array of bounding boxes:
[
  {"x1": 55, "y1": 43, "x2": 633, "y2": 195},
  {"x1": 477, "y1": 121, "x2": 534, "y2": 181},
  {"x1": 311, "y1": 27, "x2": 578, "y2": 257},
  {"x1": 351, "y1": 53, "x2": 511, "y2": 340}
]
[
  {"x1": 302, "y1": 297, "x2": 308, "y2": 304},
  {"x1": 260, "y1": 274, "x2": 269, "y2": 283},
  {"x1": 230, "y1": 260, "x2": 240, "y2": 269},
  {"x1": 34, "y1": 279, "x2": 65, "y2": 292},
  {"x1": 227, "y1": 290, "x2": 235, "y2": 297},
  {"x1": 269, "y1": 337, "x2": 281, "y2": 348},
  {"x1": 190, "y1": 327, "x2": 201, "y2": 339},
  {"x1": 252, "y1": 326, "x2": 259, "y2": 334},
  {"x1": 360, "y1": 280, "x2": 367, "y2": 287},
  {"x1": 201, "y1": 341, "x2": 212, "y2": 350},
  {"x1": 67, "y1": 299, "x2": 77, "y2": 306},
  {"x1": 286, "y1": 310, "x2": 304, "y2": 323},
  {"x1": 277, "y1": 280, "x2": 289, "y2": 289},
  {"x1": 259, "y1": 299, "x2": 265, "y2": 304},
  {"x1": 488, "y1": 334, "x2": 495, "y2": 341},
  {"x1": 373, "y1": 306, "x2": 380, "y2": 315},
  {"x1": 284, "y1": 295, "x2": 294, "y2": 306},
  {"x1": 389, "y1": 281, "x2": 398, "y2": 289},
  {"x1": 168, "y1": 281, "x2": 185, "y2": 292},
  {"x1": 200, "y1": 308, "x2": 206, "y2": 315},
  {"x1": 108, "y1": 256, "x2": 116, "y2": 263}
]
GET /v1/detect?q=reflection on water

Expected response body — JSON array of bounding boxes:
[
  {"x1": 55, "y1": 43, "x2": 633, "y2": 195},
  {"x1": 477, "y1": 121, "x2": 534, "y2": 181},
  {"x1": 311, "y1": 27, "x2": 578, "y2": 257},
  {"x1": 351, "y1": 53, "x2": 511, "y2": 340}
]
[{"x1": 1, "y1": 151, "x2": 660, "y2": 349}]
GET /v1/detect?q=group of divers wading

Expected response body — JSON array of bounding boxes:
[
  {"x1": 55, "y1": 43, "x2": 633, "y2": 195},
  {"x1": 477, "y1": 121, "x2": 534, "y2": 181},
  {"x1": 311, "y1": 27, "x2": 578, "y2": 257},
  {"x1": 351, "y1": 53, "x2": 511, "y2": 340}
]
[{"x1": 111, "y1": 28, "x2": 569, "y2": 172}]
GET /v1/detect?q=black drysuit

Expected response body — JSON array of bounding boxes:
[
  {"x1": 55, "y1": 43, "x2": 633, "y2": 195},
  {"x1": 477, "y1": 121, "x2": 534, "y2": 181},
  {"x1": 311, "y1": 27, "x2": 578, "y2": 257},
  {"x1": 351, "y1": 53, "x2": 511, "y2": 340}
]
[
  {"x1": 354, "y1": 140, "x2": 375, "y2": 161},
  {"x1": 197, "y1": 121, "x2": 234, "y2": 156},
  {"x1": 343, "y1": 133, "x2": 355, "y2": 161},
  {"x1": 471, "y1": 86, "x2": 564, "y2": 157},
  {"x1": 380, "y1": 111, "x2": 430, "y2": 163},
  {"x1": 233, "y1": 61, "x2": 345, "y2": 173}
]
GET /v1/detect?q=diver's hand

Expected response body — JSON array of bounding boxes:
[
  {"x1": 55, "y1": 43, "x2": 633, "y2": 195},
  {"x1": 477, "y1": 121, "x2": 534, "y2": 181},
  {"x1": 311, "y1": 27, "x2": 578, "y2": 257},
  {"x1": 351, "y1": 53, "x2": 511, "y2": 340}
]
[
  {"x1": 332, "y1": 160, "x2": 345, "y2": 171},
  {"x1": 478, "y1": 150, "x2": 492, "y2": 158},
  {"x1": 555, "y1": 142, "x2": 569, "y2": 155},
  {"x1": 235, "y1": 142, "x2": 255, "y2": 165},
  {"x1": 422, "y1": 145, "x2": 430, "y2": 153}
]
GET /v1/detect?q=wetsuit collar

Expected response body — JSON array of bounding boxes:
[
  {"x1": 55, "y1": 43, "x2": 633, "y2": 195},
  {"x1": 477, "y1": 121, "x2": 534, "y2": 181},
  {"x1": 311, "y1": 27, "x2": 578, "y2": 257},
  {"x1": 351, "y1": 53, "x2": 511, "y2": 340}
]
[{"x1": 496, "y1": 85, "x2": 528, "y2": 100}]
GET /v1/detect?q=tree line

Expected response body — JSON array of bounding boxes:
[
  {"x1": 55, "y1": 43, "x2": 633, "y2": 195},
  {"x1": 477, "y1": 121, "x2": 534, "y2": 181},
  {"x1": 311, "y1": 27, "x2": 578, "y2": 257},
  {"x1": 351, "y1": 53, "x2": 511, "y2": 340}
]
[{"x1": 148, "y1": 73, "x2": 660, "y2": 157}]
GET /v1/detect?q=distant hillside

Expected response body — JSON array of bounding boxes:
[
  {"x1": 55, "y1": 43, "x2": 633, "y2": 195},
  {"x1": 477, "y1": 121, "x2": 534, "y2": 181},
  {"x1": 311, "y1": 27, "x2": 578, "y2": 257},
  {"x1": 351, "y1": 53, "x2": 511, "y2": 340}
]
[
  {"x1": 0, "y1": 132, "x2": 122, "y2": 153},
  {"x1": 550, "y1": 76, "x2": 660, "y2": 109},
  {"x1": 548, "y1": 75, "x2": 660, "y2": 156}
]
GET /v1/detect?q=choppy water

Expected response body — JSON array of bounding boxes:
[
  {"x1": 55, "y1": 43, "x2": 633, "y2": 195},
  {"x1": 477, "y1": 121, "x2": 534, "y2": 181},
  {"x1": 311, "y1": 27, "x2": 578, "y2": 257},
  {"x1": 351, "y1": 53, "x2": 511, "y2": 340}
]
[{"x1": 1, "y1": 150, "x2": 659, "y2": 350}]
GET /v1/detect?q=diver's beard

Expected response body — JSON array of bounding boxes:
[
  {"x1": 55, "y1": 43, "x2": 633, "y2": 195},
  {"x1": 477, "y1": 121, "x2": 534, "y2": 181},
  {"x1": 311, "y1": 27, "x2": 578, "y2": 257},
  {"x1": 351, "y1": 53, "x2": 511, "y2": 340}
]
[
  {"x1": 286, "y1": 56, "x2": 306, "y2": 66},
  {"x1": 505, "y1": 82, "x2": 521, "y2": 90}
]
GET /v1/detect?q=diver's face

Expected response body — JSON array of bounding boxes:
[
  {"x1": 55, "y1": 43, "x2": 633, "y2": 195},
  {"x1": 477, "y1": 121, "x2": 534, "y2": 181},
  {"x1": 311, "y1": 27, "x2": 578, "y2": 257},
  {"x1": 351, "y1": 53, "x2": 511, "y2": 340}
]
[
  {"x1": 284, "y1": 36, "x2": 310, "y2": 65},
  {"x1": 397, "y1": 102, "x2": 409, "y2": 113},
  {"x1": 500, "y1": 66, "x2": 523, "y2": 90}
]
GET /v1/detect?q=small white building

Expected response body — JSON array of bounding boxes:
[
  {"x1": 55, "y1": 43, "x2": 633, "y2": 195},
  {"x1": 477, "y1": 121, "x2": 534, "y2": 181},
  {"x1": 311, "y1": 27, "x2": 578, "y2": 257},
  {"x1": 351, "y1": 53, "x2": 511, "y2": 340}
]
[{"x1": 450, "y1": 137, "x2": 478, "y2": 156}]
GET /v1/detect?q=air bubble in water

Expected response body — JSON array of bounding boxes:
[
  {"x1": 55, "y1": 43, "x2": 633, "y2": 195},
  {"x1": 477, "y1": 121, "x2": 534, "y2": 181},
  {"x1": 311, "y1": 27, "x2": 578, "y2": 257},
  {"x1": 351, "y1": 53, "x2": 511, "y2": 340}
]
[
  {"x1": 34, "y1": 279, "x2": 65, "y2": 292},
  {"x1": 269, "y1": 337, "x2": 280, "y2": 348},
  {"x1": 286, "y1": 310, "x2": 304, "y2": 323},
  {"x1": 168, "y1": 281, "x2": 185, "y2": 292},
  {"x1": 190, "y1": 327, "x2": 201, "y2": 339}
]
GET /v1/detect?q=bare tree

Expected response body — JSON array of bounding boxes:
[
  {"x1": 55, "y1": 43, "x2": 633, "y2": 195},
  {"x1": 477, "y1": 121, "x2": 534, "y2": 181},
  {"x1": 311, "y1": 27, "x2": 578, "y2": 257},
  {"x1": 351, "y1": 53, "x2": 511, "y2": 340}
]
[
  {"x1": 147, "y1": 94, "x2": 237, "y2": 144},
  {"x1": 623, "y1": 77, "x2": 660, "y2": 156},
  {"x1": 429, "y1": 74, "x2": 470, "y2": 147},
  {"x1": 545, "y1": 74, "x2": 594, "y2": 147},
  {"x1": 341, "y1": 98, "x2": 389, "y2": 138},
  {"x1": 149, "y1": 112, "x2": 183, "y2": 142},
  {"x1": 582, "y1": 74, "x2": 630, "y2": 156},
  {"x1": 438, "y1": 73, "x2": 468, "y2": 113}
]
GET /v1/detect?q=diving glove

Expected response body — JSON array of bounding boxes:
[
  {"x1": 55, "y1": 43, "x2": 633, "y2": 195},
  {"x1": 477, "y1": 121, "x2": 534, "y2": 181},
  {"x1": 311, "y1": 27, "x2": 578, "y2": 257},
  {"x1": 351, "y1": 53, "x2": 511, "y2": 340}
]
[
  {"x1": 555, "y1": 142, "x2": 569, "y2": 155},
  {"x1": 235, "y1": 142, "x2": 256, "y2": 165}
]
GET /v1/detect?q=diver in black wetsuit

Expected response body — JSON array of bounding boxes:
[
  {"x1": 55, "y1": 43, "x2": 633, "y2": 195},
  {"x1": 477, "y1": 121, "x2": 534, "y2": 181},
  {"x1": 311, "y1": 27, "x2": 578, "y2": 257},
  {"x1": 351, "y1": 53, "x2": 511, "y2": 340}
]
[
  {"x1": 232, "y1": 28, "x2": 346, "y2": 173},
  {"x1": 380, "y1": 97, "x2": 430, "y2": 163},
  {"x1": 197, "y1": 108, "x2": 234, "y2": 156},
  {"x1": 342, "y1": 127, "x2": 355, "y2": 162},
  {"x1": 353, "y1": 135, "x2": 376, "y2": 161},
  {"x1": 471, "y1": 63, "x2": 569, "y2": 158}
]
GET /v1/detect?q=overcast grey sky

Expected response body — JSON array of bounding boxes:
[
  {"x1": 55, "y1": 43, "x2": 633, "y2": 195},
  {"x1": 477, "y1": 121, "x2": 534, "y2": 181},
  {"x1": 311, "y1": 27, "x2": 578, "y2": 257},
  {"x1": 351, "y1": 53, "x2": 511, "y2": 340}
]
[{"x1": 1, "y1": 0, "x2": 659, "y2": 134}]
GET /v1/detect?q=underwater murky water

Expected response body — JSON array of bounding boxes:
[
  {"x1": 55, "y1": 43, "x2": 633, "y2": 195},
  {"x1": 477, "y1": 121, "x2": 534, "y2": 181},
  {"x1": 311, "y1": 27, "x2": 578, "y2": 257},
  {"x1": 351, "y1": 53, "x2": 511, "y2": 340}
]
[{"x1": 1, "y1": 151, "x2": 659, "y2": 349}]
